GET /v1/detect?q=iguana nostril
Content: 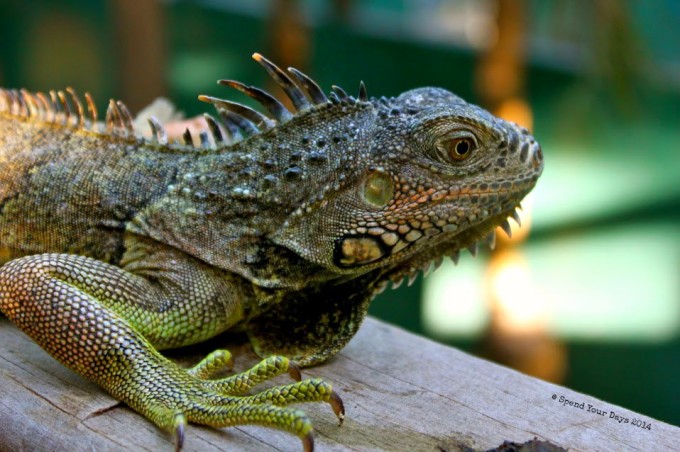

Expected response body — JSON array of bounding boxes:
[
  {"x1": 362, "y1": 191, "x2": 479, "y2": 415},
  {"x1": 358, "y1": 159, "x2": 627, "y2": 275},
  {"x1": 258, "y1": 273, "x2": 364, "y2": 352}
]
[
  {"x1": 519, "y1": 141, "x2": 529, "y2": 162},
  {"x1": 532, "y1": 144, "x2": 544, "y2": 168}
]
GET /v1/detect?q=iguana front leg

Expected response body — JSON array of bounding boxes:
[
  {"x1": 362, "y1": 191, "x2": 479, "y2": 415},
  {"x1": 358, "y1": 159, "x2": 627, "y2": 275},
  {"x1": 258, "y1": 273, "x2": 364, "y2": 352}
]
[{"x1": 0, "y1": 237, "x2": 343, "y2": 450}]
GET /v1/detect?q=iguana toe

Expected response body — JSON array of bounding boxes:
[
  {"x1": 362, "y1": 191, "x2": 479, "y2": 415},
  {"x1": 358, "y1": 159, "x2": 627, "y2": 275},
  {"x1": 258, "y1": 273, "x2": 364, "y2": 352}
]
[{"x1": 138, "y1": 353, "x2": 341, "y2": 450}]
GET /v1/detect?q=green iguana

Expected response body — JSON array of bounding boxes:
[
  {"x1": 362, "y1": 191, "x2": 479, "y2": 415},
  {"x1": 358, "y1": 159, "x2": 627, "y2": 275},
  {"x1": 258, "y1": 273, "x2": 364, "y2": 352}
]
[{"x1": 0, "y1": 53, "x2": 543, "y2": 450}]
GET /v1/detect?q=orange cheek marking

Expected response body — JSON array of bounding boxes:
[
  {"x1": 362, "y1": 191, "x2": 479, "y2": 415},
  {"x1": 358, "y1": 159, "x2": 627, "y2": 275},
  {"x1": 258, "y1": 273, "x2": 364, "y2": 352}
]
[{"x1": 339, "y1": 237, "x2": 384, "y2": 266}]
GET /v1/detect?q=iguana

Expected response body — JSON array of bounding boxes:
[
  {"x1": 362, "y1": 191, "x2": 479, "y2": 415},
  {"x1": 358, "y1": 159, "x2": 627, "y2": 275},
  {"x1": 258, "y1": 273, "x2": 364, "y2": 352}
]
[{"x1": 0, "y1": 53, "x2": 543, "y2": 450}]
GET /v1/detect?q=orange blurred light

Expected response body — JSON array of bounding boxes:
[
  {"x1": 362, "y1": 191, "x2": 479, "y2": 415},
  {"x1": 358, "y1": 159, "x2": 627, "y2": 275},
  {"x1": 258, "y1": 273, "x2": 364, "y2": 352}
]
[
  {"x1": 494, "y1": 97, "x2": 533, "y2": 131},
  {"x1": 487, "y1": 248, "x2": 546, "y2": 334}
]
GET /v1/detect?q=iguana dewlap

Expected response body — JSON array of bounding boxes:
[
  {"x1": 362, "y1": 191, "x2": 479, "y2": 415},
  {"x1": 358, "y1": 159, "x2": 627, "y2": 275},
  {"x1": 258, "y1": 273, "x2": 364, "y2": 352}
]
[{"x1": 0, "y1": 53, "x2": 543, "y2": 450}]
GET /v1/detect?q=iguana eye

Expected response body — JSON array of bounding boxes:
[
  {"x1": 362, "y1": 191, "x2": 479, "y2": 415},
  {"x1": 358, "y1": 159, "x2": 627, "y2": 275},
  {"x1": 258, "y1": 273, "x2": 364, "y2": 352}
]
[{"x1": 436, "y1": 134, "x2": 477, "y2": 162}]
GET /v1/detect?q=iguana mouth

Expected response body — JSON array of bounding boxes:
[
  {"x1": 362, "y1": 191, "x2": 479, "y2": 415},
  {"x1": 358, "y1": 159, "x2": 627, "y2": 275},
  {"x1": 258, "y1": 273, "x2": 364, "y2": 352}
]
[{"x1": 370, "y1": 202, "x2": 526, "y2": 296}]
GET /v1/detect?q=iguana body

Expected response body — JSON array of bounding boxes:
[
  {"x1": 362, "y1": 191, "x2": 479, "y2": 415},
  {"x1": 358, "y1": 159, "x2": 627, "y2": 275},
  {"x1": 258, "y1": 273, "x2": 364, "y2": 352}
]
[{"x1": 0, "y1": 53, "x2": 543, "y2": 449}]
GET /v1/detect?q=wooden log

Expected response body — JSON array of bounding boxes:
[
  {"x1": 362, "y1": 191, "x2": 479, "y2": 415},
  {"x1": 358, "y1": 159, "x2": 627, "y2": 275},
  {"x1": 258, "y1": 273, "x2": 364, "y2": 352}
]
[{"x1": 0, "y1": 316, "x2": 676, "y2": 451}]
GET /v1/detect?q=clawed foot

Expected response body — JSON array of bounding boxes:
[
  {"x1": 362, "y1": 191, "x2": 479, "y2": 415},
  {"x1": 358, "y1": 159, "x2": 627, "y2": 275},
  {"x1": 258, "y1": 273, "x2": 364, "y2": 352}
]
[
  {"x1": 0, "y1": 254, "x2": 343, "y2": 450},
  {"x1": 126, "y1": 351, "x2": 344, "y2": 452}
]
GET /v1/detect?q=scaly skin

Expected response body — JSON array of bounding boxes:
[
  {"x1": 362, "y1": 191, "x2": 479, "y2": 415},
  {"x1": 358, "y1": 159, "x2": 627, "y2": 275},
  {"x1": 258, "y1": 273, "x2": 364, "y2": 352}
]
[{"x1": 0, "y1": 53, "x2": 543, "y2": 449}]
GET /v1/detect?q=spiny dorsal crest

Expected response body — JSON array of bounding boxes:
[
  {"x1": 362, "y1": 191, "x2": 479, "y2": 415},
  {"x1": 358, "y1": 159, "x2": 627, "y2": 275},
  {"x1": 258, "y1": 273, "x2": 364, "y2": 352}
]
[
  {"x1": 0, "y1": 87, "x2": 98, "y2": 130},
  {"x1": 197, "y1": 53, "x2": 369, "y2": 146},
  {"x1": 0, "y1": 53, "x2": 370, "y2": 151}
]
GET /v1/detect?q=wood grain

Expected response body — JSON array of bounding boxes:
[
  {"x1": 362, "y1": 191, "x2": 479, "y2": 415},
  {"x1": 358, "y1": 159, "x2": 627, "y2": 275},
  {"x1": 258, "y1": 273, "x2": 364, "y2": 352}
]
[{"x1": 0, "y1": 316, "x2": 676, "y2": 451}]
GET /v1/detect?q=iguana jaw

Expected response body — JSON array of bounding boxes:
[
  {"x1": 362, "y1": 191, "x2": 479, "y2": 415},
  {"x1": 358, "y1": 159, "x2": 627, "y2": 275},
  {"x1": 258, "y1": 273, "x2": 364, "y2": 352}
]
[{"x1": 371, "y1": 202, "x2": 527, "y2": 295}]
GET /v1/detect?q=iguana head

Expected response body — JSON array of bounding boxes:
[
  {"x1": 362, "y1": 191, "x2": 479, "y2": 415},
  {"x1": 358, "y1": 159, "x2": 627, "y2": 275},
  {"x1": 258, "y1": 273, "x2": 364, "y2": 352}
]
[
  {"x1": 214, "y1": 56, "x2": 543, "y2": 290},
  {"x1": 341, "y1": 87, "x2": 543, "y2": 289}
]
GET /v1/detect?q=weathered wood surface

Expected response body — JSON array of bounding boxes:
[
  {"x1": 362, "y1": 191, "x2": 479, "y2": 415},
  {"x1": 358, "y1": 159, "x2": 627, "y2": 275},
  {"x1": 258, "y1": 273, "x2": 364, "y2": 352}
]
[{"x1": 0, "y1": 315, "x2": 676, "y2": 451}]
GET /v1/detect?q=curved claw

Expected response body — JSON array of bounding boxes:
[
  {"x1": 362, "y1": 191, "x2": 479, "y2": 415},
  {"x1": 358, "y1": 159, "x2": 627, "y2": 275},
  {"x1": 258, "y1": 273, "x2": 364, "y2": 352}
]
[
  {"x1": 288, "y1": 360, "x2": 302, "y2": 382},
  {"x1": 303, "y1": 433, "x2": 315, "y2": 452},
  {"x1": 330, "y1": 390, "x2": 345, "y2": 426},
  {"x1": 173, "y1": 412, "x2": 186, "y2": 452}
]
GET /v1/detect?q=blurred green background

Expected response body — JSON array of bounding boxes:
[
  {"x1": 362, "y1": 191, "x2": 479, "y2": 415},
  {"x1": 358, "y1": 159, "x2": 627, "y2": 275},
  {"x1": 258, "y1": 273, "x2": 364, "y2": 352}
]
[{"x1": 0, "y1": 0, "x2": 678, "y2": 427}]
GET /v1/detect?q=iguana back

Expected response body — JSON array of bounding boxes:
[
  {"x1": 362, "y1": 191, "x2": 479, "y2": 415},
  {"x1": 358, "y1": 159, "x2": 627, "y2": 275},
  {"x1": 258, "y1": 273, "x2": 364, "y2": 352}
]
[{"x1": 0, "y1": 117, "x2": 183, "y2": 263}]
